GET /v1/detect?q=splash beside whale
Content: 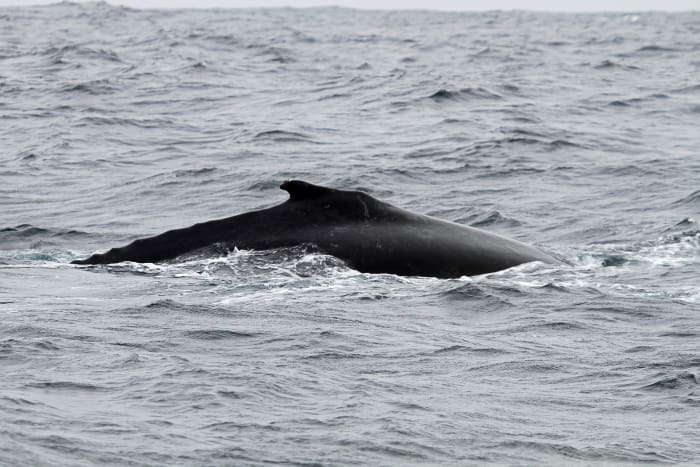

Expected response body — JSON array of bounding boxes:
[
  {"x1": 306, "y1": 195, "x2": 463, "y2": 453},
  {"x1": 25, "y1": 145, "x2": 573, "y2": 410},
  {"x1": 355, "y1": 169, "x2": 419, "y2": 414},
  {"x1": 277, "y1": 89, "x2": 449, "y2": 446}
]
[{"x1": 71, "y1": 180, "x2": 560, "y2": 278}]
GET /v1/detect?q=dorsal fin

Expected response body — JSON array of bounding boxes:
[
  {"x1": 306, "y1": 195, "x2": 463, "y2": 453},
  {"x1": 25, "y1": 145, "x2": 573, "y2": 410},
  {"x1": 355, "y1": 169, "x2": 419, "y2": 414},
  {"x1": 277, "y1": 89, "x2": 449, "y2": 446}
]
[{"x1": 280, "y1": 180, "x2": 336, "y2": 201}]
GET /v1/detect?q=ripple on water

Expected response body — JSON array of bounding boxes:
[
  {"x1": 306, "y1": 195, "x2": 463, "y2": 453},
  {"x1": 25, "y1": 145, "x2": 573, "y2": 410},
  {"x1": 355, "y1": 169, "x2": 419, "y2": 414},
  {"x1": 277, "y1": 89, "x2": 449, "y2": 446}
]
[{"x1": 1, "y1": 4, "x2": 700, "y2": 466}]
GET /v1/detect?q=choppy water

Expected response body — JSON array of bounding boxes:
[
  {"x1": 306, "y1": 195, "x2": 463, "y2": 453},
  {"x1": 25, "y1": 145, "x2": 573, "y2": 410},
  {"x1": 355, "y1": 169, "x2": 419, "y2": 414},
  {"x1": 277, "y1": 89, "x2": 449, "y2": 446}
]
[{"x1": 1, "y1": 2, "x2": 699, "y2": 465}]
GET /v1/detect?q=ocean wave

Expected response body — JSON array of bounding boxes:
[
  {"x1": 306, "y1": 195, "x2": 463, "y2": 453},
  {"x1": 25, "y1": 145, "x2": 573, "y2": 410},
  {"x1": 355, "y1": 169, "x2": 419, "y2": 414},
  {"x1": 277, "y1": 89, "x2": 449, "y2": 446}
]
[
  {"x1": 669, "y1": 83, "x2": 700, "y2": 94},
  {"x1": 183, "y1": 329, "x2": 258, "y2": 340},
  {"x1": 0, "y1": 225, "x2": 90, "y2": 248},
  {"x1": 59, "y1": 80, "x2": 118, "y2": 94},
  {"x1": 673, "y1": 189, "x2": 700, "y2": 205},
  {"x1": 635, "y1": 44, "x2": 679, "y2": 53},
  {"x1": 440, "y1": 283, "x2": 514, "y2": 308},
  {"x1": 428, "y1": 87, "x2": 502, "y2": 101},
  {"x1": 252, "y1": 130, "x2": 316, "y2": 143},
  {"x1": 429, "y1": 345, "x2": 509, "y2": 355},
  {"x1": 592, "y1": 59, "x2": 641, "y2": 70},
  {"x1": 579, "y1": 221, "x2": 698, "y2": 270},
  {"x1": 41, "y1": 44, "x2": 123, "y2": 63},
  {"x1": 459, "y1": 210, "x2": 522, "y2": 228},
  {"x1": 641, "y1": 371, "x2": 698, "y2": 391},
  {"x1": 26, "y1": 381, "x2": 106, "y2": 391}
]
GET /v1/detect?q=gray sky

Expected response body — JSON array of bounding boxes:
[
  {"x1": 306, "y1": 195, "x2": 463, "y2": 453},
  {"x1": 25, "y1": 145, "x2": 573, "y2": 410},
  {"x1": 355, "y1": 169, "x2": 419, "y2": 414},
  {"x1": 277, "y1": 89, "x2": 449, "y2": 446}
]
[{"x1": 0, "y1": 0, "x2": 697, "y2": 10}]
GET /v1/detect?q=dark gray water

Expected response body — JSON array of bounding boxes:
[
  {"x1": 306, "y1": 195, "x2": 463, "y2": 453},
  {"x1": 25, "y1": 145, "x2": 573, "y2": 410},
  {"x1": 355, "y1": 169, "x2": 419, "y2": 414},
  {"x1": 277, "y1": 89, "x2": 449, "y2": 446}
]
[{"x1": 1, "y1": 2, "x2": 699, "y2": 465}]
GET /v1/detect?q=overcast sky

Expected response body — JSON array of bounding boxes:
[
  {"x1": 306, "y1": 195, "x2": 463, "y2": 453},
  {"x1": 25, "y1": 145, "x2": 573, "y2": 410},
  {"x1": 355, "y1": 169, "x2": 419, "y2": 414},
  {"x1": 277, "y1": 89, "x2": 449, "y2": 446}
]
[{"x1": 0, "y1": 0, "x2": 697, "y2": 10}]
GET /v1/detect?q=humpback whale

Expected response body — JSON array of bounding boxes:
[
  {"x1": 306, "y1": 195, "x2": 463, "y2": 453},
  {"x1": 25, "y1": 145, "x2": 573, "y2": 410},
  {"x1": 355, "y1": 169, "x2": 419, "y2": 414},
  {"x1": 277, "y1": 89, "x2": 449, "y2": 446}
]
[{"x1": 72, "y1": 180, "x2": 559, "y2": 278}]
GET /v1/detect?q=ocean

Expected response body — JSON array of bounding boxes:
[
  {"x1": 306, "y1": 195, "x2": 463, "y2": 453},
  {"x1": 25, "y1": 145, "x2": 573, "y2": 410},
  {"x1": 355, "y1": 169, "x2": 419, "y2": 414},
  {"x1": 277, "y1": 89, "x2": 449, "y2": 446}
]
[{"x1": 1, "y1": 2, "x2": 699, "y2": 465}]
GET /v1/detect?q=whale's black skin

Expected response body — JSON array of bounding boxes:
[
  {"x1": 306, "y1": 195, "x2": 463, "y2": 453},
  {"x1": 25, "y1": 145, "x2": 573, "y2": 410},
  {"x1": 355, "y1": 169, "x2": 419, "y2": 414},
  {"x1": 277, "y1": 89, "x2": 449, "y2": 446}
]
[{"x1": 72, "y1": 180, "x2": 559, "y2": 278}]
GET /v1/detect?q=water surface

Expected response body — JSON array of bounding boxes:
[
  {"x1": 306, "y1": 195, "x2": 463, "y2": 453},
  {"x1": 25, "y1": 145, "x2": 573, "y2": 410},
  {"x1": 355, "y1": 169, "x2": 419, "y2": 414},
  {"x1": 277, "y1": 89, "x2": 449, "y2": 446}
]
[{"x1": 1, "y1": 3, "x2": 699, "y2": 465}]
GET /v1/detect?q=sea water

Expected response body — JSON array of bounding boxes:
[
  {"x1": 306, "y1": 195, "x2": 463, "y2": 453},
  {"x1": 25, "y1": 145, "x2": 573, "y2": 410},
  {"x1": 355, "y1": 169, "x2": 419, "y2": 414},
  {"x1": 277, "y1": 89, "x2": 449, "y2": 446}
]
[{"x1": 1, "y1": 3, "x2": 699, "y2": 465}]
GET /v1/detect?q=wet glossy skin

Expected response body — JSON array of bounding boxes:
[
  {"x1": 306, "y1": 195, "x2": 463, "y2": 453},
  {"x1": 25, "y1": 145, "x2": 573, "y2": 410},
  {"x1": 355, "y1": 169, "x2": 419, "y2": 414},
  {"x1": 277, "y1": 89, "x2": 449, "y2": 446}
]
[{"x1": 72, "y1": 180, "x2": 559, "y2": 278}]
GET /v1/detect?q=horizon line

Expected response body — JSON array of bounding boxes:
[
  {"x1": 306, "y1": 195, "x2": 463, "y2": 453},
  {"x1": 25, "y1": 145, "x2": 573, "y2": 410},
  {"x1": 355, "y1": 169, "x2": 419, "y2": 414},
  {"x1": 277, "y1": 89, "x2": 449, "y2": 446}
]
[{"x1": 0, "y1": 0, "x2": 698, "y2": 13}]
